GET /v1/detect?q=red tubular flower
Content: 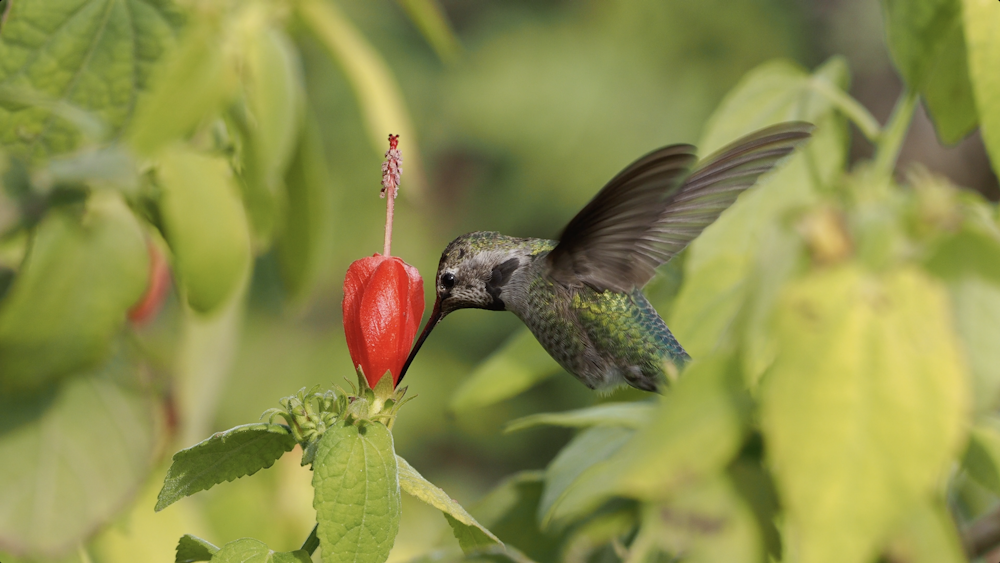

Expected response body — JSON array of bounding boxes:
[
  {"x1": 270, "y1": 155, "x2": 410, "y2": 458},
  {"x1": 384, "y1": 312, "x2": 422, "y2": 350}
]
[{"x1": 343, "y1": 254, "x2": 424, "y2": 389}]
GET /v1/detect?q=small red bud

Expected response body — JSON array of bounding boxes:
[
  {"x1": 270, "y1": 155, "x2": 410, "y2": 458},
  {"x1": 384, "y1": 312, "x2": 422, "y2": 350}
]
[{"x1": 129, "y1": 241, "x2": 171, "y2": 325}]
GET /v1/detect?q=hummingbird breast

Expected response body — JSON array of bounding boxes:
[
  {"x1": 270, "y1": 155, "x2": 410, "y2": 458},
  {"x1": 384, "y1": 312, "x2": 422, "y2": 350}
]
[{"x1": 505, "y1": 248, "x2": 690, "y2": 392}]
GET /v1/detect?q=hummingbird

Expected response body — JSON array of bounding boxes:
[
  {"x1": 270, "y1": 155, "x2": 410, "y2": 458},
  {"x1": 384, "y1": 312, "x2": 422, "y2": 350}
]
[{"x1": 400, "y1": 122, "x2": 813, "y2": 393}]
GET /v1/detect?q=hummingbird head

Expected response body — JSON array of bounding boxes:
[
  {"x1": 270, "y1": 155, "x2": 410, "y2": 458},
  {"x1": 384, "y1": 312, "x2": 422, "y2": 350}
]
[{"x1": 398, "y1": 231, "x2": 535, "y2": 382}]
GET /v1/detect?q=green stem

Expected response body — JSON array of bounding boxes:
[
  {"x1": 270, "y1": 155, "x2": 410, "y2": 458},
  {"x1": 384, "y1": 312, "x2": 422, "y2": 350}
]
[
  {"x1": 872, "y1": 88, "x2": 918, "y2": 180},
  {"x1": 301, "y1": 524, "x2": 319, "y2": 554},
  {"x1": 808, "y1": 78, "x2": 882, "y2": 142}
]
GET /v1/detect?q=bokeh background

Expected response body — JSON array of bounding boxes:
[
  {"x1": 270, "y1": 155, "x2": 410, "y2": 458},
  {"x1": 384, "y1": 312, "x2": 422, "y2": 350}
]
[{"x1": 1, "y1": 0, "x2": 998, "y2": 561}]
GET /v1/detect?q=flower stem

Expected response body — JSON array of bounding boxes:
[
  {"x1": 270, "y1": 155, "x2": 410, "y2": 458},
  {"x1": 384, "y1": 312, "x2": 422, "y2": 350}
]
[
  {"x1": 384, "y1": 193, "x2": 394, "y2": 256},
  {"x1": 381, "y1": 133, "x2": 402, "y2": 256},
  {"x1": 872, "y1": 88, "x2": 917, "y2": 180}
]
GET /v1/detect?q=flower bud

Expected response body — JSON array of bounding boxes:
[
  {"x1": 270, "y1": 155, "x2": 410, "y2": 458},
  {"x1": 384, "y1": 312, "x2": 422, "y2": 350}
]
[{"x1": 342, "y1": 254, "x2": 423, "y2": 389}]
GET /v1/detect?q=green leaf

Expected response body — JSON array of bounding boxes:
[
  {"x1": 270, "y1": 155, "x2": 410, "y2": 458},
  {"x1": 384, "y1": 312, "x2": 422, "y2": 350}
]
[
  {"x1": 697, "y1": 57, "x2": 849, "y2": 154},
  {"x1": 128, "y1": 19, "x2": 239, "y2": 156},
  {"x1": 636, "y1": 476, "x2": 763, "y2": 563},
  {"x1": 612, "y1": 354, "x2": 751, "y2": 500},
  {"x1": 962, "y1": 423, "x2": 1000, "y2": 496},
  {"x1": 0, "y1": 349, "x2": 158, "y2": 558},
  {"x1": 210, "y1": 538, "x2": 311, "y2": 563},
  {"x1": 925, "y1": 228, "x2": 1000, "y2": 413},
  {"x1": 176, "y1": 534, "x2": 219, "y2": 563},
  {"x1": 450, "y1": 328, "x2": 562, "y2": 413},
  {"x1": 882, "y1": 0, "x2": 977, "y2": 143},
  {"x1": 0, "y1": 193, "x2": 147, "y2": 392},
  {"x1": 761, "y1": 266, "x2": 969, "y2": 563},
  {"x1": 312, "y1": 421, "x2": 400, "y2": 563},
  {"x1": 540, "y1": 354, "x2": 752, "y2": 533},
  {"x1": 296, "y1": 0, "x2": 426, "y2": 198},
  {"x1": 156, "y1": 423, "x2": 296, "y2": 511},
  {"x1": 505, "y1": 401, "x2": 655, "y2": 433},
  {"x1": 472, "y1": 471, "x2": 564, "y2": 563},
  {"x1": 537, "y1": 426, "x2": 633, "y2": 530},
  {"x1": 0, "y1": 0, "x2": 182, "y2": 158},
  {"x1": 671, "y1": 58, "x2": 848, "y2": 374},
  {"x1": 396, "y1": 455, "x2": 503, "y2": 554},
  {"x1": 235, "y1": 23, "x2": 304, "y2": 244},
  {"x1": 394, "y1": 0, "x2": 461, "y2": 64},
  {"x1": 157, "y1": 146, "x2": 252, "y2": 314},
  {"x1": 884, "y1": 500, "x2": 966, "y2": 563},
  {"x1": 962, "y1": 0, "x2": 1000, "y2": 184},
  {"x1": 276, "y1": 111, "x2": 334, "y2": 303}
]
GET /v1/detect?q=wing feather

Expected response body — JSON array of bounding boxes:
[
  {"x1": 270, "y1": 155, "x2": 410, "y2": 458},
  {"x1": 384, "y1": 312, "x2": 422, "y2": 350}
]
[{"x1": 547, "y1": 122, "x2": 813, "y2": 291}]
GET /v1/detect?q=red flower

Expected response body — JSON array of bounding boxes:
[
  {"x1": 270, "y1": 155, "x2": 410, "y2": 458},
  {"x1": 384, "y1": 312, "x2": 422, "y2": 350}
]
[
  {"x1": 343, "y1": 254, "x2": 424, "y2": 389},
  {"x1": 129, "y1": 240, "x2": 171, "y2": 325}
]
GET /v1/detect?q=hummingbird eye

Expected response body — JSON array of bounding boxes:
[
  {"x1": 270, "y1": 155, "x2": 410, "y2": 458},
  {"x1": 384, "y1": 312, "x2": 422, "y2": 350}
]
[{"x1": 441, "y1": 272, "x2": 456, "y2": 290}]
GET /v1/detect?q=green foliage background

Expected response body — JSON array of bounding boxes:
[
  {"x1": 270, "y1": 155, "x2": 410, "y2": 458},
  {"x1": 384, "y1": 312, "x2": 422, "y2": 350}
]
[{"x1": 1, "y1": 0, "x2": 1000, "y2": 562}]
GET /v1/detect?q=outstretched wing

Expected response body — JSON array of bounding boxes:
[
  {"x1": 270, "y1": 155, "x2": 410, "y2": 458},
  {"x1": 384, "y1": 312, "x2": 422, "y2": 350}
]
[{"x1": 547, "y1": 121, "x2": 814, "y2": 292}]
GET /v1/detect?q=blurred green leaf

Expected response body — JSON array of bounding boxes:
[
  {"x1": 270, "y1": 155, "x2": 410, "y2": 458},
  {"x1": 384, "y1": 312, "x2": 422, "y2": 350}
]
[
  {"x1": 612, "y1": 354, "x2": 751, "y2": 500},
  {"x1": 884, "y1": 500, "x2": 966, "y2": 563},
  {"x1": 962, "y1": 423, "x2": 1000, "y2": 496},
  {"x1": 559, "y1": 508, "x2": 636, "y2": 563},
  {"x1": 157, "y1": 146, "x2": 251, "y2": 314},
  {"x1": 538, "y1": 426, "x2": 633, "y2": 530},
  {"x1": 637, "y1": 476, "x2": 763, "y2": 563},
  {"x1": 473, "y1": 471, "x2": 564, "y2": 563},
  {"x1": 128, "y1": 19, "x2": 238, "y2": 156},
  {"x1": 761, "y1": 266, "x2": 968, "y2": 563},
  {"x1": 0, "y1": 0, "x2": 182, "y2": 158},
  {"x1": 394, "y1": 0, "x2": 461, "y2": 64},
  {"x1": 671, "y1": 58, "x2": 848, "y2": 370},
  {"x1": 397, "y1": 455, "x2": 504, "y2": 554},
  {"x1": 297, "y1": 0, "x2": 426, "y2": 198},
  {"x1": 0, "y1": 193, "x2": 147, "y2": 392},
  {"x1": 39, "y1": 145, "x2": 138, "y2": 193},
  {"x1": 209, "y1": 538, "x2": 310, "y2": 563},
  {"x1": 925, "y1": 227, "x2": 1000, "y2": 413},
  {"x1": 176, "y1": 534, "x2": 219, "y2": 563},
  {"x1": 962, "y1": 0, "x2": 1000, "y2": 180},
  {"x1": 450, "y1": 328, "x2": 562, "y2": 413},
  {"x1": 505, "y1": 402, "x2": 655, "y2": 433},
  {"x1": 236, "y1": 23, "x2": 304, "y2": 244},
  {"x1": 276, "y1": 112, "x2": 334, "y2": 303},
  {"x1": 697, "y1": 57, "x2": 849, "y2": 154},
  {"x1": 0, "y1": 349, "x2": 158, "y2": 558},
  {"x1": 312, "y1": 422, "x2": 400, "y2": 563},
  {"x1": 539, "y1": 354, "x2": 750, "y2": 531},
  {"x1": 156, "y1": 423, "x2": 296, "y2": 512},
  {"x1": 882, "y1": 0, "x2": 977, "y2": 144}
]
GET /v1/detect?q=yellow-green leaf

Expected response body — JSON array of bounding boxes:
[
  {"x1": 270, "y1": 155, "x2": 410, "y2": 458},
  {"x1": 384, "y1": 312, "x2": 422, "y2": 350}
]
[
  {"x1": 0, "y1": 350, "x2": 159, "y2": 558},
  {"x1": 962, "y1": 0, "x2": 1000, "y2": 174},
  {"x1": 761, "y1": 266, "x2": 969, "y2": 563},
  {"x1": 236, "y1": 23, "x2": 304, "y2": 243},
  {"x1": 296, "y1": 0, "x2": 426, "y2": 198},
  {"x1": 0, "y1": 193, "x2": 147, "y2": 392},
  {"x1": 128, "y1": 20, "x2": 239, "y2": 156},
  {"x1": 157, "y1": 147, "x2": 251, "y2": 314},
  {"x1": 882, "y1": 0, "x2": 977, "y2": 144},
  {"x1": 397, "y1": 456, "x2": 503, "y2": 554}
]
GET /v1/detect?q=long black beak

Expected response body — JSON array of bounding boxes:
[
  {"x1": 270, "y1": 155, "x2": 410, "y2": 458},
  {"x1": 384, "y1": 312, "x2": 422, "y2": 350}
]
[{"x1": 397, "y1": 297, "x2": 443, "y2": 384}]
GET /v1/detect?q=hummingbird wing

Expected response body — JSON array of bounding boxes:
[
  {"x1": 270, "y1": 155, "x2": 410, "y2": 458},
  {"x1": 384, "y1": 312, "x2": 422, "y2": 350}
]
[{"x1": 548, "y1": 121, "x2": 814, "y2": 292}]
